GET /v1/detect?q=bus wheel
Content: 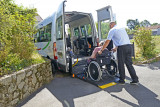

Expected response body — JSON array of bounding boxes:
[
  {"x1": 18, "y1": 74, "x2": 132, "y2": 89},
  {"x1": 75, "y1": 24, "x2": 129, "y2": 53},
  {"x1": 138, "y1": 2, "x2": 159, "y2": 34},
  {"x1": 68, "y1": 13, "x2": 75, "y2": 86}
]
[{"x1": 51, "y1": 62, "x2": 56, "y2": 76}]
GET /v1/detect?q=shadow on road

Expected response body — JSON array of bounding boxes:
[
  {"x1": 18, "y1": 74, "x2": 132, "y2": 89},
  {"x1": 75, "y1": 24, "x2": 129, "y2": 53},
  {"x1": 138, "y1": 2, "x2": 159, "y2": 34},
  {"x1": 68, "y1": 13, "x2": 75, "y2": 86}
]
[
  {"x1": 136, "y1": 61, "x2": 160, "y2": 70},
  {"x1": 17, "y1": 77, "x2": 101, "y2": 107},
  {"x1": 104, "y1": 76, "x2": 160, "y2": 107},
  {"x1": 17, "y1": 76, "x2": 160, "y2": 107}
]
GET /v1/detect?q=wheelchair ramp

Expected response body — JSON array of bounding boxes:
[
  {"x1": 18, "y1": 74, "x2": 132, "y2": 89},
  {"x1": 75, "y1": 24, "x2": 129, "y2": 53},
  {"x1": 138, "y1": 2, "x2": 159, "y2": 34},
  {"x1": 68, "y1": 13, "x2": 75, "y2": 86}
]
[
  {"x1": 72, "y1": 57, "x2": 119, "y2": 89},
  {"x1": 76, "y1": 74, "x2": 119, "y2": 89}
]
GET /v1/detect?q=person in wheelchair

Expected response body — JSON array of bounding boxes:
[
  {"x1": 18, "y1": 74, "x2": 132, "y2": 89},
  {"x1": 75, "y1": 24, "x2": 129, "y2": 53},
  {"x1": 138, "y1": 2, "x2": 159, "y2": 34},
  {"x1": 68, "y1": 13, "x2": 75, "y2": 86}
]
[
  {"x1": 87, "y1": 41, "x2": 105, "y2": 61},
  {"x1": 87, "y1": 40, "x2": 113, "y2": 63},
  {"x1": 86, "y1": 40, "x2": 117, "y2": 81}
]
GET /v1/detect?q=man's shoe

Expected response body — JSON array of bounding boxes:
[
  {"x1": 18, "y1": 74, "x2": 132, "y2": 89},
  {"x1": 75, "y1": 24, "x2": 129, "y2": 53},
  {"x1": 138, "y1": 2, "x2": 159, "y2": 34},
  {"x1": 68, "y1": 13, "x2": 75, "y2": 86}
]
[
  {"x1": 116, "y1": 80, "x2": 125, "y2": 85},
  {"x1": 130, "y1": 81, "x2": 139, "y2": 85}
]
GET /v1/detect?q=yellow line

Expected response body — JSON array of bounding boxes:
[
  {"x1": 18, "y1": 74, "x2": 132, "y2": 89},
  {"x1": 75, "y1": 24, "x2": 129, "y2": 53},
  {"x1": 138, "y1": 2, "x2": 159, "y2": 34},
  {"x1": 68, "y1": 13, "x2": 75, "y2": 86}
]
[
  {"x1": 98, "y1": 82, "x2": 117, "y2": 89},
  {"x1": 72, "y1": 58, "x2": 78, "y2": 67}
]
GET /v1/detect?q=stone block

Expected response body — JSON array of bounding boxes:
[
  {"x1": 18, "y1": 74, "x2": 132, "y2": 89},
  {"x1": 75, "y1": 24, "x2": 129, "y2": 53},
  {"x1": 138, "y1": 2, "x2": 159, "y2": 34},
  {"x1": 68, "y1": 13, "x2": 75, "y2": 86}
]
[
  {"x1": 0, "y1": 93, "x2": 2, "y2": 100},
  {"x1": 25, "y1": 78, "x2": 28, "y2": 84},
  {"x1": 23, "y1": 91, "x2": 30, "y2": 99},
  {"x1": 32, "y1": 74, "x2": 37, "y2": 86},
  {"x1": 0, "y1": 75, "x2": 12, "y2": 86},
  {"x1": 26, "y1": 71, "x2": 32, "y2": 77},
  {"x1": 28, "y1": 87, "x2": 32, "y2": 93},
  {"x1": 13, "y1": 91, "x2": 19, "y2": 99},
  {"x1": 35, "y1": 83, "x2": 39, "y2": 90},
  {"x1": 17, "y1": 71, "x2": 25, "y2": 84},
  {"x1": 33, "y1": 68, "x2": 37, "y2": 74},
  {"x1": 12, "y1": 74, "x2": 17, "y2": 83},
  {"x1": 11, "y1": 98, "x2": 19, "y2": 106},
  {"x1": 0, "y1": 103, "x2": 5, "y2": 107},
  {"x1": 8, "y1": 83, "x2": 16, "y2": 94},
  {"x1": 36, "y1": 72, "x2": 40, "y2": 78},
  {"x1": 23, "y1": 85, "x2": 28, "y2": 93},
  {"x1": 42, "y1": 64, "x2": 46, "y2": 69},
  {"x1": 38, "y1": 76, "x2": 43, "y2": 82},
  {"x1": 18, "y1": 82, "x2": 25, "y2": 90}
]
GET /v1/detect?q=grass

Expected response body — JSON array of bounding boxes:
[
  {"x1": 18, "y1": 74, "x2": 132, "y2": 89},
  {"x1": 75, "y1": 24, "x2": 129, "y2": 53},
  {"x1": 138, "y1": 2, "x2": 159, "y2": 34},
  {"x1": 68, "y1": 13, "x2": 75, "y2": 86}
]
[
  {"x1": 0, "y1": 51, "x2": 46, "y2": 77},
  {"x1": 30, "y1": 51, "x2": 46, "y2": 64},
  {"x1": 131, "y1": 35, "x2": 160, "y2": 64}
]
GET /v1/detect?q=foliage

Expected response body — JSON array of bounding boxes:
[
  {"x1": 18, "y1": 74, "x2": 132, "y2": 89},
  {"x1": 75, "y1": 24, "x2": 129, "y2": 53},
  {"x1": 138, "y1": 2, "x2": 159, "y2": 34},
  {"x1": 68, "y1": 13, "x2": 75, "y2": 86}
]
[
  {"x1": 131, "y1": 36, "x2": 160, "y2": 64},
  {"x1": 95, "y1": 22, "x2": 110, "y2": 39},
  {"x1": 126, "y1": 28, "x2": 136, "y2": 35},
  {"x1": 127, "y1": 19, "x2": 140, "y2": 30},
  {"x1": 101, "y1": 22, "x2": 110, "y2": 39},
  {"x1": 134, "y1": 27, "x2": 156, "y2": 59},
  {"x1": 151, "y1": 23, "x2": 159, "y2": 26},
  {"x1": 152, "y1": 36, "x2": 160, "y2": 54},
  {"x1": 140, "y1": 20, "x2": 151, "y2": 27},
  {"x1": 0, "y1": 0, "x2": 44, "y2": 76}
]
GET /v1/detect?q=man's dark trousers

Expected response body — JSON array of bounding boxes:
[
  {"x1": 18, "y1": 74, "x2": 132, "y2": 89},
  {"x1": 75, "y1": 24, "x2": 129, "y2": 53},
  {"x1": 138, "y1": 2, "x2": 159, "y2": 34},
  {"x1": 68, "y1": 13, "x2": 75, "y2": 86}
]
[{"x1": 117, "y1": 44, "x2": 139, "y2": 82}]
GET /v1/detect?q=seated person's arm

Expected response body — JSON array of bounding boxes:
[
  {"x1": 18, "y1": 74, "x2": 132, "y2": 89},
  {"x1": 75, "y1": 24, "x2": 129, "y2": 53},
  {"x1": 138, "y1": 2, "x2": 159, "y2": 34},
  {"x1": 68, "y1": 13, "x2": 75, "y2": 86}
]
[{"x1": 89, "y1": 41, "x2": 105, "y2": 59}]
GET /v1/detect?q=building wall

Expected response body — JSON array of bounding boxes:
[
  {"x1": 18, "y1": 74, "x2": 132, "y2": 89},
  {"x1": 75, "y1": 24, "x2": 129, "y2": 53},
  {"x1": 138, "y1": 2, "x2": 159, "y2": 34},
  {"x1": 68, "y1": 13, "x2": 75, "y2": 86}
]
[{"x1": 157, "y1": 28, "x2": 160, "y2": 35}]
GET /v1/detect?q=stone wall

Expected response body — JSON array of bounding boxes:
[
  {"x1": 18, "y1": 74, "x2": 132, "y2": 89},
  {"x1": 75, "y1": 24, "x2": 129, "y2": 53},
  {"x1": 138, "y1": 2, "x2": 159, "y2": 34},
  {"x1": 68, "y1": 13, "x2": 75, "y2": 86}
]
[{"x1": 0, "y1": 60, "x2": 53, "y2": 107}]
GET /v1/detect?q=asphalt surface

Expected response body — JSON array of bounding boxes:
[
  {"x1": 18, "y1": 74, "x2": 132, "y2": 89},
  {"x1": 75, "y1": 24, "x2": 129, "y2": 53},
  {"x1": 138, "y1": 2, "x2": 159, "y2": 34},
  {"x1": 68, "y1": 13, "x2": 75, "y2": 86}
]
[{"x1": 17, "y1": 61, "x2": 160, "y2": 107}]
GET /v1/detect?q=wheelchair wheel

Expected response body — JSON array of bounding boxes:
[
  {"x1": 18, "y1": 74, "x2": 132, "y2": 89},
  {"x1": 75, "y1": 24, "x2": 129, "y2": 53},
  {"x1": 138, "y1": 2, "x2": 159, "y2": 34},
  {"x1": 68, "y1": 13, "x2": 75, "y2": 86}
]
[
  {"x1": 106, "y1": 60, "x2": 117, "y2": 77},
  {"x1": 88, "y1": 61, "x2": 102, "y2": 81}
]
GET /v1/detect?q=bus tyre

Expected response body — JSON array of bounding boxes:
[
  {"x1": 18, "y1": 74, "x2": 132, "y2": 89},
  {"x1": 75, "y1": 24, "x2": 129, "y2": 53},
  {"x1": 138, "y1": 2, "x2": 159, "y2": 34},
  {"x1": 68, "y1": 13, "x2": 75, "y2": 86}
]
[
  {"x1": 88, "y1": 61, "x2": 102, "y2": 81},
  {"x1": 106, "y1": 60, "x2": 117, "y2": 77},
  {"x1": 51, "y1": 62, "x2": 56, "y2": 76}
]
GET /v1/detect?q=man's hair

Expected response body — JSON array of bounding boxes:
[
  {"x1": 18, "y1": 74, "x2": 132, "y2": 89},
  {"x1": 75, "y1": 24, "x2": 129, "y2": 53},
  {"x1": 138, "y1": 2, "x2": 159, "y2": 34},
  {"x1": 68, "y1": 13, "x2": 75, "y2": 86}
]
[{"x1": 110, "y1": 21, "x2": 116, "y2": 25}]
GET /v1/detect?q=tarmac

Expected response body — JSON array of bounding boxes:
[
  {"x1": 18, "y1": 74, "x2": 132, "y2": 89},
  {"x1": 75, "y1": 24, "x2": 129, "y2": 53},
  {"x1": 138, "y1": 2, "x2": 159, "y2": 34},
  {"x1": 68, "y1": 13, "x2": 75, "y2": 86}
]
[{"x1": 17, "y1": 61, "x2": 160, "y2": 107}]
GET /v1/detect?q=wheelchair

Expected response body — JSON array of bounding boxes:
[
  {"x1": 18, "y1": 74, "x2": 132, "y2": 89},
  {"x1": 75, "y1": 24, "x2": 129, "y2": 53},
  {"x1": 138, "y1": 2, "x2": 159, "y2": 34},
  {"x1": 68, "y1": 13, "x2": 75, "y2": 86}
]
[{"x1": 87, "y1": 49, "x2": 118, "y2": 81}]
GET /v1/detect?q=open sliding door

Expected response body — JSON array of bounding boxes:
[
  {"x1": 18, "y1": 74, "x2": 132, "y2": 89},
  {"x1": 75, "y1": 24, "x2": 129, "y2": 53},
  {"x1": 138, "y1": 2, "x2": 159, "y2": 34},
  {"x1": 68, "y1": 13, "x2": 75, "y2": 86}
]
[{"x1": 55, "y1": 1, "x2": 68, "y2": 72}]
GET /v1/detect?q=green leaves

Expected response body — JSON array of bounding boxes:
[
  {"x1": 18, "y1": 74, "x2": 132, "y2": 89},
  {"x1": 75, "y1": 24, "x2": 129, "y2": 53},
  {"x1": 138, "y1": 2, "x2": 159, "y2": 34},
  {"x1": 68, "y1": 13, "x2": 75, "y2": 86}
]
[
  {"x1": 134, "y1": 27, "x2": 156, "y2": 59},
  {"x1": 0, "y1": 0, "x2": 42, "y2": 76}
]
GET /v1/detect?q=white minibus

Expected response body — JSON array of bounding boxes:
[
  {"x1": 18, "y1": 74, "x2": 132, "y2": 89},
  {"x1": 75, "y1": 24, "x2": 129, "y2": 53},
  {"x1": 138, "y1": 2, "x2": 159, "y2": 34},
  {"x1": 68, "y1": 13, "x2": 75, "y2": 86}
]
[{"x1": 34, "y1": 0, "x2": 115, "y2": 74}]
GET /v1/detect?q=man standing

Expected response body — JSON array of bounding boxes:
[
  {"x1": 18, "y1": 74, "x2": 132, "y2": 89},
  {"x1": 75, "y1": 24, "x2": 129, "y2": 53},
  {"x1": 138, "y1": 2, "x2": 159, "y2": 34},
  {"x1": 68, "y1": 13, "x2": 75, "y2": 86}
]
[{"x1": 98, "y1": 21, "x2": 139, "y2": 85}]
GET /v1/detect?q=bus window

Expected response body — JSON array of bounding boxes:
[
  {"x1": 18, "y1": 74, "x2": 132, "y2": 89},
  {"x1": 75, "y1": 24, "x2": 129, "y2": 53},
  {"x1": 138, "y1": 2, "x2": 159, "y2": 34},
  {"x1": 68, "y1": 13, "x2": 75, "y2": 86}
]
[
  {"x1": 81, "y1": 26, "x2": 86, "y2": 37},
  {"x1": 56, "y1": 16, "x2": 63, "y2": 40},
  {"x1": 73, "y1": 27, "x2": 80, "y2": 37},
  {"x1": 34, "y1": 32, "x2": 38, "y2": 43},
  {"x1": 100, "y1": 20, "x2": 110, "y2": 39},
  {"x1": 45, "y1": 23, "x2": 52, "y2": 41},
  {"x1": 38, "y1": 28, "x2": 45, "y2": 42},
  {"x1": 36, "y1": 23, "x2": 52, "y2": 42},
  {"x1": 86, "y1": 24, "x2": 92, "y2": 36},
  {"x1": 80, "y1": 24, "x2": 92, "y2": 37}
]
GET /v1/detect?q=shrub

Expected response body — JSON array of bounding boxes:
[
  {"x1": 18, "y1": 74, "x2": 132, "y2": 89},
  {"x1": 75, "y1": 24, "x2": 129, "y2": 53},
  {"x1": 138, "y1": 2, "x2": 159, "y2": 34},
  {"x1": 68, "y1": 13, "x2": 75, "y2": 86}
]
[
  {"x1": 0, "y1": 0, "x2": 44, "y2": 76},
  {"x1": 134, "y1": 27, "x2": 156, "y2": 59}
]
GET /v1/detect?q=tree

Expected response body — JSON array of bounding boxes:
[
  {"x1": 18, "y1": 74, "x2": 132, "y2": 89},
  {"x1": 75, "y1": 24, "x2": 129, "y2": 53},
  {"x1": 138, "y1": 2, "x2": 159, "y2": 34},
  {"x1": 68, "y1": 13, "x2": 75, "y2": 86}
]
[
  {"x1": 140, "y1": 20, "x2": 151, "y2": 27},
  {"x1": 134, "y1": 27, "x2": 155, "y2": 58},
  {"x1": 0, "y1": 0, "x2": 37, "y2": 72},
  {"x1": 151, "y1": 23, "x2": 159, "y2": 26},
  {"x1": 127, "y1": 19, "x2": 140, "y2": 30}
]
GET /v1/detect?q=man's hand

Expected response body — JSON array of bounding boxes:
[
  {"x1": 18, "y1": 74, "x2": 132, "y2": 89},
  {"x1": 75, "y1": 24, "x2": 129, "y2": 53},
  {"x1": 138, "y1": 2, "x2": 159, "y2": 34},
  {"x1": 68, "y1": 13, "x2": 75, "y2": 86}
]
[
  {"x1": 98, "y1": 50, "x2": 102, "y2": 55},
  {"x1": 111, "y1": 47, "x2": 118, "y2": 52}
]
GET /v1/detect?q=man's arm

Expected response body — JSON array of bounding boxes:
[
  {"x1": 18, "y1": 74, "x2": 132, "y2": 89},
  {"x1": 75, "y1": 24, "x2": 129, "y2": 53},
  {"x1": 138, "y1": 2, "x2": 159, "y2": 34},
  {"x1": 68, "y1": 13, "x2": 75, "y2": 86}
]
[
  {"x1": 101, "y1": 40, "x2": 111, "y2": 51},
  {"x1": 98, "y1": 40, "x2": 111, "y2": 54}
]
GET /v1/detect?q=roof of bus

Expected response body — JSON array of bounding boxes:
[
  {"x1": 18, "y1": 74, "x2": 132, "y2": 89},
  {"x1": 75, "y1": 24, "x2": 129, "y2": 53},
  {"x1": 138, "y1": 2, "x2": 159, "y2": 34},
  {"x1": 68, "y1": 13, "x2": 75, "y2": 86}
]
[
  {"x1": 36, "y1": 12, "x2": 56, "y2": 29},
  {"x1": 36, "y1": 11, "x2": 91, "y2": 29}
]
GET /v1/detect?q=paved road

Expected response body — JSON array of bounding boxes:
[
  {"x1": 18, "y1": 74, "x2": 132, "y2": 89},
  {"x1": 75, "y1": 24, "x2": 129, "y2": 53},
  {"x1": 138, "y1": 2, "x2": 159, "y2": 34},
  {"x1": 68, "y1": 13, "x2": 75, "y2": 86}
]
[{"x1": 17, "y1": 61, "x2": 160, "y2": 107}]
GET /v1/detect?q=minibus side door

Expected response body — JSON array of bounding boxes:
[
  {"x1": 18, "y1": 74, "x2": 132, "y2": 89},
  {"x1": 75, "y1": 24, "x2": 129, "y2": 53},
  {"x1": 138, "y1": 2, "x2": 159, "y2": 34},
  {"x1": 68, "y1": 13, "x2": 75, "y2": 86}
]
[{"x1": 55, "y1": 1, "x2": 68, "y2": 72}]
